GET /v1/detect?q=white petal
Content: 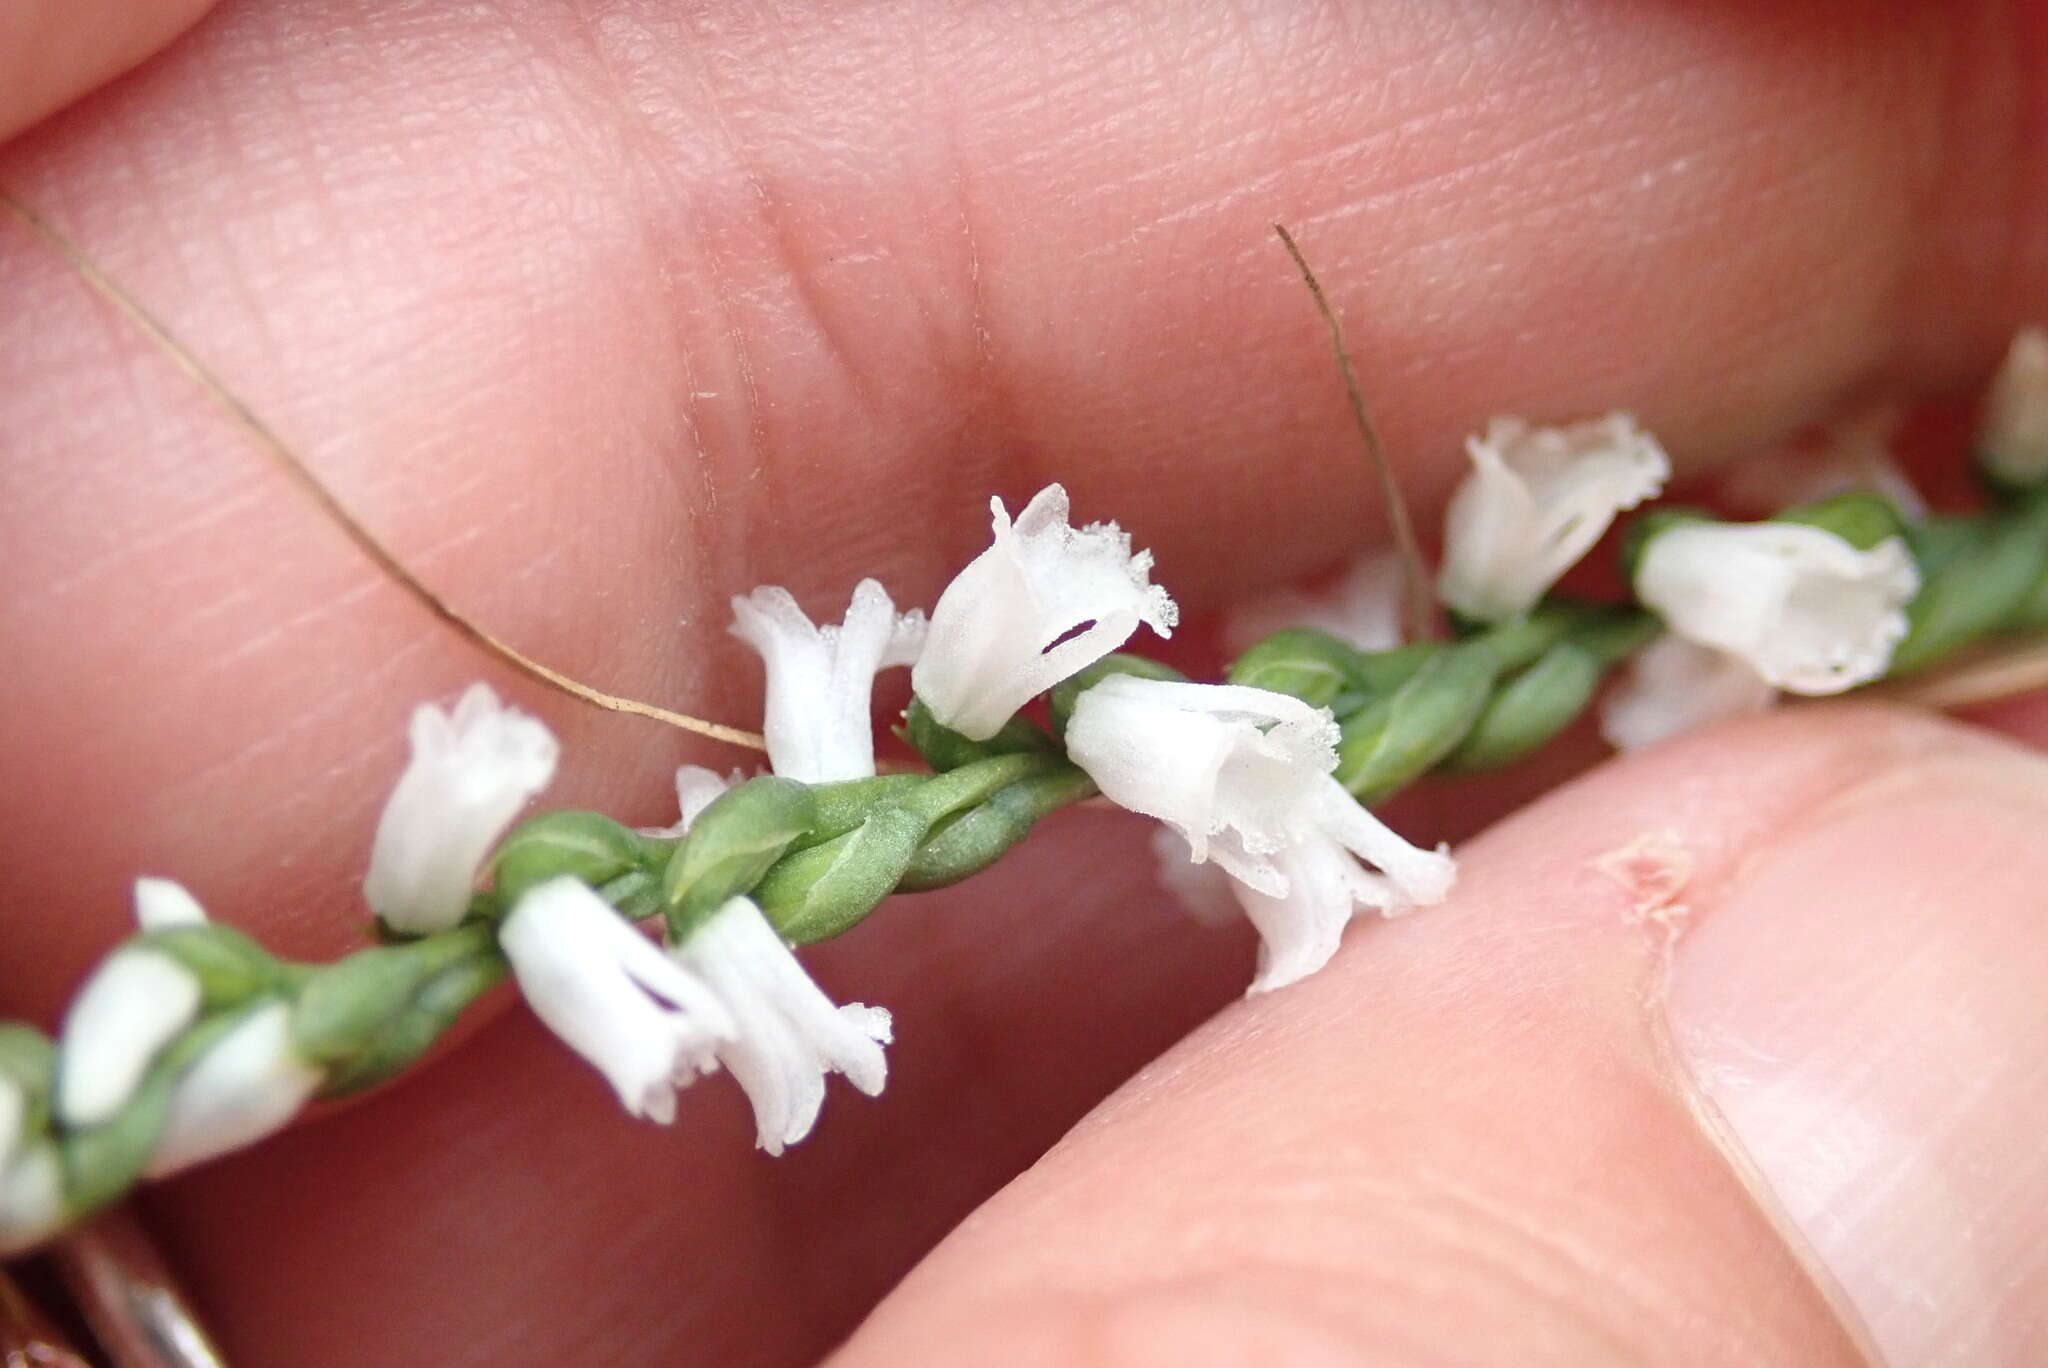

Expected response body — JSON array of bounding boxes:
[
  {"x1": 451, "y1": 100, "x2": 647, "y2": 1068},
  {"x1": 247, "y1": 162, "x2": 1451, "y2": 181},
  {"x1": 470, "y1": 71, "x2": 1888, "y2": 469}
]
[
  {"x1": 365, "y1": 683, "x2": 559, "y2": 934},
  {"x1": 730, "y1": 579, "x2": 923, "y2": 783},
  {"x1": 58, "y1": 948, "x2": 201, "y2": 1128},
  {"x1": 1310, "y1": 776, "x2": 1456, "y2": 909},
  {"x1": 500, "y1": 878, "x2": 732, "y2": 1123},
  {"x1": 1438, "y1": 414, "x2": 1669, "y2": 622},
  {"x1": 1635, "y1": 523, "x2": 1919, "y2": 694},
  {"x1": 0, "y1": 1142, "x2": 63, "y2": 1257},
  {"x1": 676, "y1": 897, "x2": 891, "y2": 1154},
  {"x1": 1234, "y1": 836, "x2": 1397, "y2": 993},
  {"x1": 133, "y1": 877, "x2": 209, "y2": 929},
  {"x1": 912, "y1": 484, "x2": 1178, "y2": 740},
  {"x1": 145, "y1": 1001, "x2": 324, "y2": 1177},
  {"x1": 1223, "y1": 549, "x2": 1409, "y2": 656},
  {"x1": 1600, "y1": 634, "x2": 1779, "y2": 751},
  {"x1": 1982, "y1": 327, "x2": 2048, "y2": 486},
  {"x1": 0, "y1": 1074, "x2": 20, "y2": 1176}
]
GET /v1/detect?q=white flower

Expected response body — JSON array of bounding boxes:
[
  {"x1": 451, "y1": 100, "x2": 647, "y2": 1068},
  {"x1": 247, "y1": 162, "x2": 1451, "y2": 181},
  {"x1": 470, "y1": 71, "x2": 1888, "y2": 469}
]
[
  {"x1": 0, "y1": 1141, "x2": 62, "y2": 1257},
  {"x1": 1067, "y1": 676, "x2": 1454, "y2": 991},
  {"x1": 1633, "y1": 522, "x2": 1919, "y2": 694},
  {"x1": 500, "y1": 877, "x2": 733, "y2": 1124},
  {"x1": 673, "y1": 897, "x2": 892, "y2": 1155},
  {"x1": 57, "y1": 946, "x2": 202, "y2": 1128},
  {"x1": 366, "y1": 683, "x2": 559, "y2": 934},
  {"x1": 134, "y1": 876, "x2": 210, "y2": 929},
  {"x1": 145, "y1": 1000, "x2": 325, "y2": 1177},
  {"x1": 1438, "y1": 414, "x2": 1670, "y2": 622},
  {"x1": 1982, "y1": 327, "x2": 2048, "y2": 485},
  {"x1": 1222, "y1": 548, "x2": 1406, "y2": 656},
  {"x1": 1600, "y1": 634, "x2": 1779, "y2": 751},
  {"x1": 730, "y1": 579, "x2": 926, "y2": 782},
  {"x1": 911, "y1": 484, "x2": 1177, "y2": 741}
]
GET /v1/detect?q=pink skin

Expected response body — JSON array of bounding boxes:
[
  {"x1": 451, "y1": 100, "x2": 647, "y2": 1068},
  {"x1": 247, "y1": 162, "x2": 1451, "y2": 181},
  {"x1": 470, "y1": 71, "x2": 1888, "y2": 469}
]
[{"x1": 2, "y1": 2, "x2": 2047, "y2": 1363}]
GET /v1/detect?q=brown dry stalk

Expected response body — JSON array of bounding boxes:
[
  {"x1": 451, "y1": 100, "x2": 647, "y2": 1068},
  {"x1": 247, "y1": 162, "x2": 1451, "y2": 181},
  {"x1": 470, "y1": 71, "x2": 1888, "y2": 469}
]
[{"x1": 0, "y1": 187, "x2": 764, "y2": 751}]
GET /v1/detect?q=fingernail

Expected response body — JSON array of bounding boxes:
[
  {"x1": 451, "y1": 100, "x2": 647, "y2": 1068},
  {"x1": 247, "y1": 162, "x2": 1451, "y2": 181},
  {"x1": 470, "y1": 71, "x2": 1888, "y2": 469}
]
[{"x1": 1668, "y1": 740, "x2": 2048, "y2": 1368}]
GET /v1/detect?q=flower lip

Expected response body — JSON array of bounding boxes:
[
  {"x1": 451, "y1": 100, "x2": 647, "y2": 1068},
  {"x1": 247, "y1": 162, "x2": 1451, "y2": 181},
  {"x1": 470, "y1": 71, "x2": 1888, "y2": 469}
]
[
  {"x1": 911, "y1": 483, "x2": 1177, "y2": 741},
  {"x1": 672, "y1": 896, "x2": 892, "y2": 1155}
]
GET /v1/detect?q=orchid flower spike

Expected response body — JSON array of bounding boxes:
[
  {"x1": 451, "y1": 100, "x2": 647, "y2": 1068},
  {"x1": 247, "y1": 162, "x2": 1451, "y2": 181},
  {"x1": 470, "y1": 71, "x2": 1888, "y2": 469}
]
[
  {"x1": 1599, "y1": 633, "x2": 1779, "y2": 752},
  {"x1": 671, "y1": 897, "x2": 892, "y2": 1154},
  {"x1": 730, "y1": 579, "x2": 926, "y2": 782},
  {"x1": 1222, "y1": 548, "x2": 1407, "y2": 656},
  {"x1": 1438, "y1": 414, "x2": 1670, "y2": 623},
  {"x1": 911, "y1": 483, "x2": 1177, "y2": 741},
  {"x1": 1632, "y1": 520, "x2": 1918, "y2": 694},
  {"x1": 366, "y1": 683, "x2": 559, "y2": 934},
  {"x1": 146, "y1": 1000, "x2": 325, "y2": 1177},
  {"x1": 500, "y1": 877, "x2": 733, "y2": 1124},
  {"x1": 1065, "y1": 675, "x2": 1455, "y2": 992},
  {"x1": 1982, "y1": 327, "x2": 2048, "y2": 487}
]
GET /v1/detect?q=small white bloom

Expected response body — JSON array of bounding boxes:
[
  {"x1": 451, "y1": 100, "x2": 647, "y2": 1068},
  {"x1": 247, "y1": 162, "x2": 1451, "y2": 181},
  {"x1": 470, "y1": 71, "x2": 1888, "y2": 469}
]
[
  {"x1": 0, "y1": 1142, "x2": 63, "y2": 1257},
  {"x1": 730, "y1": 578, "x2": 926, "y2": 783},
  {"x1": 1982, "y1": 327, "x2": 2048, "y2": 486},
  {"x1": 500, "y1": 877, "x2": 733, "y2": 1124},
  {"x1": 145, "y1": 1001, "x2": 324, "y2": 1177},
  {"x1": 134, "y1": 876, "x2": 209, "y2": 929},
  {"x1": 365, "y1": 683, "x2": 560, "y2": 934},
  {"x1": 1067, "y1": 676, "x2": 1454, "y2": 991},
  {"x1": 912, "y1": 483, "x2": 1177, "y2": 741},
  {"x1": 1634, "y1": 522, "x2": 1919, "y2": 694},
  {"x1": 57, "y1": 947, "x2": 202, "y2": 1128},
  {"x1": 673, "y1": 897, "x2": 891, "y2": 1155},
  {"x1": 1600, "y1": 634, "x2": 1779, "y2": 751},
  {"x1": 1222, "y1": 548, "x2": 1407, "y2": 656},
  {"x1": 1438, "y1": 414, "x2": 1670, "y2": 622}
]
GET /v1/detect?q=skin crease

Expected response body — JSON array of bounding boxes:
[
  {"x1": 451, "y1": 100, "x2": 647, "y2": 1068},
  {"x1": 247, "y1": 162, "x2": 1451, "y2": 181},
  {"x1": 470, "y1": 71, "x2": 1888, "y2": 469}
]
[{"x1": 1, "y1": 0, "x2": 2046, "y2": 1363}]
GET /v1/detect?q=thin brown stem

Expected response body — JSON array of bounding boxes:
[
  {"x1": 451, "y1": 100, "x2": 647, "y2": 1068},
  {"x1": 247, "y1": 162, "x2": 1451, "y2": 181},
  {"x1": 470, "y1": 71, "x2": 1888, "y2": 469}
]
[
  {"x1": 1862, "y1": 639, "x2": 2048, "y2": 712},
  {"x1": 1, "y1": 188, "x2": 765, "y2": 751},
  {"x1": 1273, "y1": 223, "x2": 1438, "y2": 642}
]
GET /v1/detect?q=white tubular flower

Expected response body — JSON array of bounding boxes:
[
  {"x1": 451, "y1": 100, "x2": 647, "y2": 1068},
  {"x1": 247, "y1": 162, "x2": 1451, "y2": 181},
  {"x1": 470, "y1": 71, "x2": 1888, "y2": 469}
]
[
  {"x1": 643, "y1": 765, "x2": 747, "y2": 840},
  {"x1": 673, "y1": 897, "x2": 892, "y2": 1155},
  {"x1": 365, "y1": 683, "x2": 560, "y2": 934},
  {"x1": 1067, "y1": 676, "x2": 1454, "y2": 991},
  {"x1": 1982, "y1": 327, "x2": 2048, "y2": 486},
  {"x1": 0, "y1": 1143, "x2": 63, "y2": 1257},
  {"x1": 911, "y1": 483, "x2": 1178, "y2": 741},
  {"x1": 1438, "y1": 414, "x2": 1670, "y2": 623},
  {"x1": 500, "y1": 877, "x2": 733, "y2": 1124},
  {"x1": 730, "y1": 578, "x2": 927, "y2": 783},
  {"x1": 57, "y1": 947, "x2": 202, "y2": 1128},
  {"x1": 134, "y1": 876, "x2": 209, "y2": 929},
  {"x1": 1222, "y1": 548, "x2": 1406, "y2": 656},
  {"x1": 145, "y1": 1001, "x2": 325, "y2": 1178},
  {"x1": 1634, "y1": 522, "x2": 1919, "y2": 694},
  {"x1": 1599, "y1": 634, "x2": 1779, "y2": 752}
]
